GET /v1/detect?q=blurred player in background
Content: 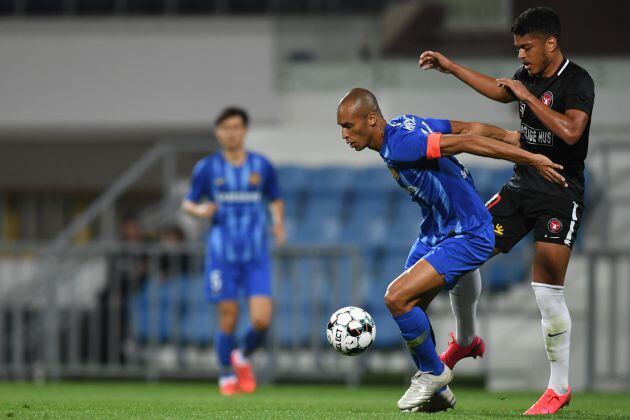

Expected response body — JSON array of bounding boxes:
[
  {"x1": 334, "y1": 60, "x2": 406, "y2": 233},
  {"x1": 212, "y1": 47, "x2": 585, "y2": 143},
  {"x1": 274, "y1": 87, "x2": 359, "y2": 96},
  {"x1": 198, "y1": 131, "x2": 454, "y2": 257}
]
[
  {"x1": 336, "y1": 88, "x2": 565, "y2": 412},
  {"x1": 420, "y1": 6, "x2": 594, "y2": 414},
  {"x1": 182, "y1": 107, "x2": 286, "y2": 396}
]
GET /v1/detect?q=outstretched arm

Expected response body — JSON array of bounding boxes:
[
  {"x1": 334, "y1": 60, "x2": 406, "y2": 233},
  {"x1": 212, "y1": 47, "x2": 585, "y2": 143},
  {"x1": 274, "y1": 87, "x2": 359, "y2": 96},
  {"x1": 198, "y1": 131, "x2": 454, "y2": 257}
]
[
  {"x1": 438, "y1": 133, "x2": 567, "y2": 187},
  {"x1": 419, "y1": 51, "x2": 515, "y2": 103},
  {"x1": 450, "y1": 120, "x2": 521, "y2": 147}
]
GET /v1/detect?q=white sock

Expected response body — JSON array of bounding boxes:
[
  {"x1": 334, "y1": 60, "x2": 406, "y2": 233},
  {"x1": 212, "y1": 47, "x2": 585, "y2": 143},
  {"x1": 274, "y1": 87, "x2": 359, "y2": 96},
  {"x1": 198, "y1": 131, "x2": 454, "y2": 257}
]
[
  {"x1": 450, "y1": 269, "x2": 482, "y2": 347},
  {"x1": 532, "y1": 282, "x2": 571, "y2": 395}
]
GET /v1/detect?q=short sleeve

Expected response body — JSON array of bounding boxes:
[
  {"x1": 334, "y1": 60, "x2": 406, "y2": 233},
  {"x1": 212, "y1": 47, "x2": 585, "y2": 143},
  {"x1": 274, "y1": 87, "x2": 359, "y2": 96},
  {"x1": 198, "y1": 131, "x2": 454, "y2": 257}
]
[
  {"x1": 565, "y1": 71, "x2": 594, "y2": 116},
  {"x1": 384, "y1": 129, "x2": 442, "y2": 162},
  {"x1": 424, "y1": 118, "x2": 452, "y2": 134},
  {"x1": 263, "y1": 159, "x2": 281, "y2": 201},
  {"x1": 185, "y1": 159, "x2": 212, "y2": 203}
]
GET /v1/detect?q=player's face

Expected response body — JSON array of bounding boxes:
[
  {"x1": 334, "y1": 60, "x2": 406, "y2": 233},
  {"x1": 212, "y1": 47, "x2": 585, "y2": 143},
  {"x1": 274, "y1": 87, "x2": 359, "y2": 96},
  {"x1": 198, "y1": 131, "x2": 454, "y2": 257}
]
[
  {"x1": 337, "y1": 106, "x2": 373, "y2": 151},
  {"x1": 215, "y1": 116, "x2": 248, "y2": 151},
  {"x1": 514, "y1": 33, "x2": 555, "y2": 77}
]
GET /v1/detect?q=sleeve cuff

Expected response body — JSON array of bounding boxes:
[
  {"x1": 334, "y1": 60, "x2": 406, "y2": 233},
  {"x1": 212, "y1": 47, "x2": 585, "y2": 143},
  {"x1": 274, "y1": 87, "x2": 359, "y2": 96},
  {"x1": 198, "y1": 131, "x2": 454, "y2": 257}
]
[{"x1": 426, "y1": 133, "x2": 442, "y2": 160}]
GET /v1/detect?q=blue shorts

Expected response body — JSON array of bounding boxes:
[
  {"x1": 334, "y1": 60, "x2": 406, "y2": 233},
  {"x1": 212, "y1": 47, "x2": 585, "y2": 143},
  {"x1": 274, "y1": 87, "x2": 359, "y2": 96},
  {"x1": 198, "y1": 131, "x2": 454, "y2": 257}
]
[
  {"x1": 405, "y1": 223, "x2": 495, "y2": 290},
  {"x1": 204, "y1": 257, "x2": 272, "y2": 303}
]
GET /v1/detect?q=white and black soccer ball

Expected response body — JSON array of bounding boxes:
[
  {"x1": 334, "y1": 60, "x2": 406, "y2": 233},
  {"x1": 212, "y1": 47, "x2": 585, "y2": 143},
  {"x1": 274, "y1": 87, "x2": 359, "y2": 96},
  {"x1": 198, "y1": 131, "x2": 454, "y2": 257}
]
[{"x1": 326, "y1": 306, "x2": 375, "y2": 356}]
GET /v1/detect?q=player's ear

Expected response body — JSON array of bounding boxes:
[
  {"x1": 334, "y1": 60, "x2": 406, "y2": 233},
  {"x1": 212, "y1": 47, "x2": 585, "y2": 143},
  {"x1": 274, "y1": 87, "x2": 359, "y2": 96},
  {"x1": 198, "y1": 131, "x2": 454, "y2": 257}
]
[
  {"x1": 546, "y1": 36, "x2": 558, "y2": 53},
  {"x1": 367, "y1": 112, "x2": 377, "y2": 127}
]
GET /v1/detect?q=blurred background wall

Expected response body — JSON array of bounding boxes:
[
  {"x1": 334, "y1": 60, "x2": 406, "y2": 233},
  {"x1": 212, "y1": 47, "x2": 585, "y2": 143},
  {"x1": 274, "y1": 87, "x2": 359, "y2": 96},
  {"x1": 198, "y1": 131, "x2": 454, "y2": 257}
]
[{"x1": 0, "y1": 0, "x2": 628, "y2": 391}]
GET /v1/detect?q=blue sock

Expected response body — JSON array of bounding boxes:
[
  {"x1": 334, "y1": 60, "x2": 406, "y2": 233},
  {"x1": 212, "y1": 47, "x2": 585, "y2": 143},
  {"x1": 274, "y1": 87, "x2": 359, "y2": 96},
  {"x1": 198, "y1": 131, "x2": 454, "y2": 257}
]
[
  {"x1": 243, "y1": 327, "x2": 267, "y2": 357},
  {"x1": 393, "y1": 307, "x2": 444, "y2": 375},
  {"x1": 215, "y1": 330, "x2": 236, "y2": 378}
]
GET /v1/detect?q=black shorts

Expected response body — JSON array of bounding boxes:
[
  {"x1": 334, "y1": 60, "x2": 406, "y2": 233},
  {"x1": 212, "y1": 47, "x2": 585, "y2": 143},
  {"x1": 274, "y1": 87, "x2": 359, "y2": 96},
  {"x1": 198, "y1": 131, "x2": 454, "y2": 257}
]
[{"x1": 485, "y1": 185, "x2": 583, "y2": 253}]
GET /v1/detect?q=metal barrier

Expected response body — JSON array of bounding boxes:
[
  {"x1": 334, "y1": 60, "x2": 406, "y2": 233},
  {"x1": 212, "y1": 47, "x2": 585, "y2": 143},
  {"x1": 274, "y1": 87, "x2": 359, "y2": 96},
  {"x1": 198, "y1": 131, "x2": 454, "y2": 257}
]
[
  {"x1": 584, "y1": 250, "x2": 630, "y2": 390},
  {"x1": 0, "y1": 243, "x2": 362, "y2": 384}
]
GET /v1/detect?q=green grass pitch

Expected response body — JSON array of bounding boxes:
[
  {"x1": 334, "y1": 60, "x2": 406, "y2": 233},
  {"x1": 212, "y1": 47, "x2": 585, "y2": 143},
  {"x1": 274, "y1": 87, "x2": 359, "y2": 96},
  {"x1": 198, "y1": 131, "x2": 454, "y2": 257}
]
[{"x1": 1, "y1": 382, "x2": 628, "y2": 419}]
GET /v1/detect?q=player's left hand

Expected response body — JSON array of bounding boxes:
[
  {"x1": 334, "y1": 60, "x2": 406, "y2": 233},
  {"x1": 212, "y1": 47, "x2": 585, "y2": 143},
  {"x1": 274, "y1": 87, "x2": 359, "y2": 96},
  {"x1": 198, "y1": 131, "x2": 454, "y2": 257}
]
[
  {"x1": 272, "y1": 224, "x2": 286, "y2": 247},
  {"x1": 531, "y1": 154, "x2": 568, "y2": 187},
  {"x1": 495, "y1": 78, "x2": 534, "y2": 102}
]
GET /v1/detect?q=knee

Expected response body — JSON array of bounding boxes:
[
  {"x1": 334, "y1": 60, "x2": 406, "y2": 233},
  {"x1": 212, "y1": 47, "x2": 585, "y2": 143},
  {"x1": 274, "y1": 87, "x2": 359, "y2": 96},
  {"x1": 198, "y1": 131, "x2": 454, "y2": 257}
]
[
  {"x1": 219, "y1": 310, "x2": 238, "y2": 333},
  {"x1": 250, "y1": 314, "x2": 271, "y2": 332},
  {"x1": 384, "y1": 287, "x2": 410, "y2": 316}
]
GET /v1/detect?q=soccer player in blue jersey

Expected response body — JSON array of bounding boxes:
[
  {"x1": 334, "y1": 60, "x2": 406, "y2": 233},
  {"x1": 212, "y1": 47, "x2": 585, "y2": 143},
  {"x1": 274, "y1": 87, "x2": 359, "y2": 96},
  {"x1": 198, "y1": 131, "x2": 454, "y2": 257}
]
[
  {"x1": 337, "y1": 88, "x2": 565, "y2": 412},
  {"x1": 182, "y1": 107, "x2": 285, "y2": 396}
]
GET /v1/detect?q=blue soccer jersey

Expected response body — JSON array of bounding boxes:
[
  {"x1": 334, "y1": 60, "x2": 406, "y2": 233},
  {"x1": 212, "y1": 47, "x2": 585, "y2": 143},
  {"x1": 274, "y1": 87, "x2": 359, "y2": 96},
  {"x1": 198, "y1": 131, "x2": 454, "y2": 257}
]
[
  {"x1": 382, "y1": 115, "x2": 492, "y2": 247},
  {"x1": 186, "y1": 151, "x2": 281, "y2": 264}
]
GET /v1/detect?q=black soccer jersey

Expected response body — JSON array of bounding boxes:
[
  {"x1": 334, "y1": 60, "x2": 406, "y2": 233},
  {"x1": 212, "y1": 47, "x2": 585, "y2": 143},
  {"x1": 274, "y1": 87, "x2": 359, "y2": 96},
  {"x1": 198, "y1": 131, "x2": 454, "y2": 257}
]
[{"x1": 507, "y1": 58, "x2": 595, "y2": 201}]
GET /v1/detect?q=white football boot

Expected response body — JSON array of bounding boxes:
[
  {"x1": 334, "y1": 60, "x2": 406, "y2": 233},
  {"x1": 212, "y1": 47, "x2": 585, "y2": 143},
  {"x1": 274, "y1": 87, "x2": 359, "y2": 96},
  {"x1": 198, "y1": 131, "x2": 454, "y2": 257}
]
[
  {"x1": 402, "y1": 386, "x2": 457, "y2": 413},
  {"x1": 397, "y1": 365, "x2": 453, "y2": 411}
]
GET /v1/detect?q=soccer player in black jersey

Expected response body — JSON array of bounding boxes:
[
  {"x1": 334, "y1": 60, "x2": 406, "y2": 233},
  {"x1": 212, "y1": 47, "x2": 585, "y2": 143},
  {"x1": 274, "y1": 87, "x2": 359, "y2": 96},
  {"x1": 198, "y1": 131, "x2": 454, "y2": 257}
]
[{"x1": 419, "y1": 7, "x2": 594, "y2": 415}]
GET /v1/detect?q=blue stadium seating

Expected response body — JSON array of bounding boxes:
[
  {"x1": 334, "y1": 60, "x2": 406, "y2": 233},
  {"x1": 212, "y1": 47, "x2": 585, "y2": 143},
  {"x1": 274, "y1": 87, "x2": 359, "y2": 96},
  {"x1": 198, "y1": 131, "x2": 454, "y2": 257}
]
[{"x1": 130, "y1": 165, "x2": 587, "y2": 347}]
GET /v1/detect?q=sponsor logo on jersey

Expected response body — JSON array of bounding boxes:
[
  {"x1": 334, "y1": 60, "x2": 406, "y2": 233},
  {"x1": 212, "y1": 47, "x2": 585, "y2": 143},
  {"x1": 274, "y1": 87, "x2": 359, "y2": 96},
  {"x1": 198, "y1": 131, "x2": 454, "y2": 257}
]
[
  {"x1": 249, "y1": 172, "x2": 261, "y2": 186},
  {"x1": 540, "y1": 91, "x2": 554, "y2": 107},
  {"x1": 521, "y1": 123, "x2": 554, "y2": 146},
  {"x1": 214, "y1": 178, "x2": 225, "y2": 186},
  {"x1": 548, "y1": 218, "x2": 563, "y2": 233},
  {"x1": 217, "y1": 191, "x2": 262, "y2": 203},
  {"x1": 494, "y1": 223, "x2": 504, "y2": 236}
]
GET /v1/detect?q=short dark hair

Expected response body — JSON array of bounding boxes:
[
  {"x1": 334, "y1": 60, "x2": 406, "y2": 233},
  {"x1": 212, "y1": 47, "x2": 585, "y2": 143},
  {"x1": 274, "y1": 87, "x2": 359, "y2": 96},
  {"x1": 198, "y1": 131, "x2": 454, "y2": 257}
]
[
  {"x1": 214, "y1": 106, "x2": 249, "y2": 127},
  {"x1": 511, "y1": 7, "x2": 561, "y2": 40}
]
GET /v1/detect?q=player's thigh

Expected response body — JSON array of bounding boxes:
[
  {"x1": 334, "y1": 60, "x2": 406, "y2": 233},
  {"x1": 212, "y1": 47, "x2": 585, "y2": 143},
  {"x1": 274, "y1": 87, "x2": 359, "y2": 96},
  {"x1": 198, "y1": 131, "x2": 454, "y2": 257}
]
[
  {"x1": 248, "y1": 296, "x2": 273, "y2": 331},
  {"x1": 487, "y1": 185, "x2": 531, "y2": 253},
  {"x1": 405, "y1": 238, "x2": 431, "y2": 270},
  {"x1": 532, "y1": 242, "x2": 572, "y2": 286},
  {"x1": 385, "y1": 259, "x2": 445, "y2": 315},
  {"x1": 424, "y1": 224, "x2": 495, "y2": 290},
  {"x1": 532, "y1": 197, "x2": 583, "y2": 250},
  {"x1": 531, "y1": 197, "x2": 582, "y2": 286}
]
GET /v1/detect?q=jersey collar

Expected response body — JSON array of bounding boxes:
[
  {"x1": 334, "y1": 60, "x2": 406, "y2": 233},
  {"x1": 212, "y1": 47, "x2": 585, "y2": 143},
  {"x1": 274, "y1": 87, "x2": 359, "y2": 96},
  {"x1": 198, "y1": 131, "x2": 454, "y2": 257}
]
[{"x1": 555, "y1": 57, "x2": 570, "y2": 77}]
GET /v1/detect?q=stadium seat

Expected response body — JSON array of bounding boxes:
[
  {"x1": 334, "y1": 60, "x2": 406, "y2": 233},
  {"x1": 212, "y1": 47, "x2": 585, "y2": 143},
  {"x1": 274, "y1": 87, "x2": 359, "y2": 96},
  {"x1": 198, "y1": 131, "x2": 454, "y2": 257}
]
[{"x1": 340, "y1": 191, "x2": 391, "y2": 245}]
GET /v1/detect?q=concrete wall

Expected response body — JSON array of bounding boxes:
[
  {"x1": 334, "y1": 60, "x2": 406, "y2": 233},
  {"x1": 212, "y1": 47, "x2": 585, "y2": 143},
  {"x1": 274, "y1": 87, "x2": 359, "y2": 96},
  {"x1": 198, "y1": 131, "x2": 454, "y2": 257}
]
[{"x1": 0, "y1": 18, "x2": 278, "y2": 137}]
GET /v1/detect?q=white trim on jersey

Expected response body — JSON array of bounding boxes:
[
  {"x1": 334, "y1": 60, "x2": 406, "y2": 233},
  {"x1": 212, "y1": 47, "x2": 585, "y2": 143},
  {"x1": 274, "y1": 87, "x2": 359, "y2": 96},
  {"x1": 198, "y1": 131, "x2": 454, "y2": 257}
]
[
  {"x1": 557, "y1": 59, "x2": 570, "y2": 76},
  {"x1": 564, "y1": 201, "x2": 579, "y2": 246},
  {"x1": 485, "y1": 192, "x2": 499, "y2": 207}
]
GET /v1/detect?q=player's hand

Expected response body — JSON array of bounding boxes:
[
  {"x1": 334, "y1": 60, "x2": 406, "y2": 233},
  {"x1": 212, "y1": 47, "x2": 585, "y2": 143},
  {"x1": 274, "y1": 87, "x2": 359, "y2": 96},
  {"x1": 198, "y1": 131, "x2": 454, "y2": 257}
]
[
  {"x1": 419, "y1": 51, "x2": 453, "y2": 74},
  {"x1": 495, "y1": 78, "x2": 534, "y2": 102},
  {"x1": 272, "y1": 224, "x2": 286, "y2": 247},
  {"x1": 195, "y1": 202, "x2": 217, "y2": 219},
  {"x1": 531, "y1": 154, "x2": 567, "y2": 187}
]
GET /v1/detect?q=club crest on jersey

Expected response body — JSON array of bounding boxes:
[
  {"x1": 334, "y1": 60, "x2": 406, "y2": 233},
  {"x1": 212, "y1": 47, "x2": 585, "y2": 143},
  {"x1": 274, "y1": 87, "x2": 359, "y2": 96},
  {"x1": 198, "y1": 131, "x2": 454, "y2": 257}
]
[
  {"x1": 249, "y1": 172, "x2": 261, "y2": 185},
  {"x1": 547, "y1": 218, "x2": 562, "y2": 233},
  {"x1": 540, "y1": 91, "x2": 553, "y2": 107}
]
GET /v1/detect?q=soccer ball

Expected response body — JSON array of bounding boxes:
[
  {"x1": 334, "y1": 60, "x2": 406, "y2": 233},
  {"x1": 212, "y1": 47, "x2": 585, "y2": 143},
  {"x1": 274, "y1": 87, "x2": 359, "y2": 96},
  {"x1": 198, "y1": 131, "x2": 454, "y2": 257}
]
[{"x1": 326, "y1": 306, "x2": 375, "y2": 356}]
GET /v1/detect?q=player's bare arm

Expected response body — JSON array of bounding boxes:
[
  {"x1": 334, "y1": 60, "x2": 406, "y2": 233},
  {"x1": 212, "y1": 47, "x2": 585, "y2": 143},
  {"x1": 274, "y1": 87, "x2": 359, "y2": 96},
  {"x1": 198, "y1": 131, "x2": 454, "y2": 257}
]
[
  {"x1": 439, "y1": 133, "x2": 567, "y2": 187},
  {"x1": 181, "y1": 199, "x2": 217, "y2": 219},
  {"x1": 269, "y1": 199, "x2": 286, "y2": 246},
  {"x1": 419, "y1": 51, "x2": 515, "y2": 103},
  {"x1": 450, "y1": 120, "x2": 521, "y2": 147},
  {"x1": 495, "y1": 78, "x2": 589, "y2": 145}
]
